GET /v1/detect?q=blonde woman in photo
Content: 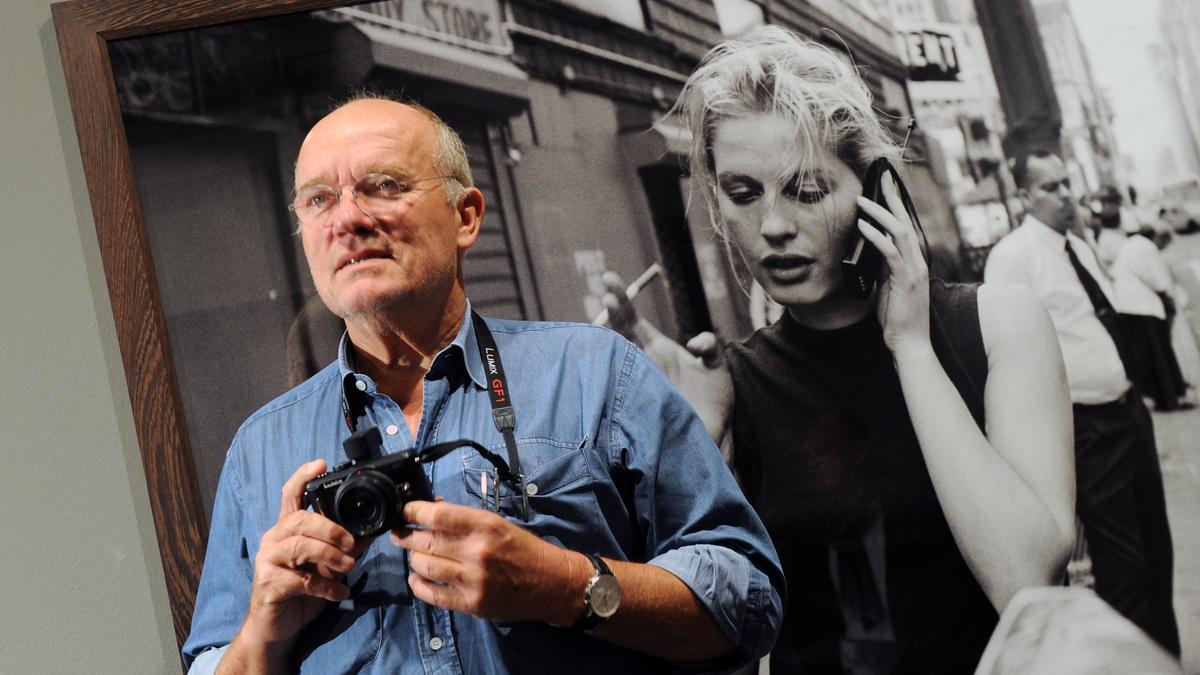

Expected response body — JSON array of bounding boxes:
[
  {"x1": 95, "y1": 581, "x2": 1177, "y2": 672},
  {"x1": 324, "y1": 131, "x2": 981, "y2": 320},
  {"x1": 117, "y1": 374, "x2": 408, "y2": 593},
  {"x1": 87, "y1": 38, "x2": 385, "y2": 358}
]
[{"x1": 605, "y1": 27, "x2": 1074, "y2": 674}]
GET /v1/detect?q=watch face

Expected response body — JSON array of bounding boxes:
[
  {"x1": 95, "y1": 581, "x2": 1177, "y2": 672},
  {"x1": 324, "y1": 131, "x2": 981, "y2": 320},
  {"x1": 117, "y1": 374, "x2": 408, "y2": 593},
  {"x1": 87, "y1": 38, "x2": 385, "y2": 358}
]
[{"x1": 590, "y1": 575, "x2": 621, "y2": 618}]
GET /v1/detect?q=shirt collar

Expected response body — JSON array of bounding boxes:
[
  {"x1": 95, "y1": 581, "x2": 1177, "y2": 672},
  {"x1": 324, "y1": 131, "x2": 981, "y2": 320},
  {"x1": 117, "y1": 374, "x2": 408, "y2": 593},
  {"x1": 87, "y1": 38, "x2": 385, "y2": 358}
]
[
  {"x1": 458, "y1": 301, "x2": 489, "y2": 390},
  {"x1": 1022, "y1": 214, "x2": 1069, "y2": 247},
  {"x1": 335, "y1": 299, "x2": 488, "y2": 391}
]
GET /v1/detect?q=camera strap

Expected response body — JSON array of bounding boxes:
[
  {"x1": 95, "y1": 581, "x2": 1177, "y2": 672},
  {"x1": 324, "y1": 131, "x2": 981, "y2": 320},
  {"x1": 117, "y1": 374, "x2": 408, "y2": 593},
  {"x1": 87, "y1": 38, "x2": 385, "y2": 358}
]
[
  {"x1": 471, "y1": 311, "x2": 530, "y2": 522},
  {"x1": 419, "y1": 439, "x2": 514, "y2": 483},
  {"x1": 338, "y1": 310, "x2": 530, "y2": 521}
]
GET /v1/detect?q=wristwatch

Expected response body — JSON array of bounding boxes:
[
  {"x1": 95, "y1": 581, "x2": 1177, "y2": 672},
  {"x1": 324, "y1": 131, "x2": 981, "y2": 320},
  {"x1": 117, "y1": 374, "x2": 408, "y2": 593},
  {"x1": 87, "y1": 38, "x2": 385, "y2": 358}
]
[{"x1": 572, "y1": 553, "x2": 621, "y2": 631}]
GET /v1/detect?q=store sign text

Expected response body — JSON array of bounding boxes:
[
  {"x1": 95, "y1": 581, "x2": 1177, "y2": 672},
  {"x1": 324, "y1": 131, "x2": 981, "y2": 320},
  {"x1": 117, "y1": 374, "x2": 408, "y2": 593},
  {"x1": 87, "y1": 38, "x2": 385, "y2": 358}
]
[
  {"x1": 901, "y1": 29, "x2": 960, "y2": 82},
  {"x1": 356, "y1": 0, "x2": 503, "y2": 49}
]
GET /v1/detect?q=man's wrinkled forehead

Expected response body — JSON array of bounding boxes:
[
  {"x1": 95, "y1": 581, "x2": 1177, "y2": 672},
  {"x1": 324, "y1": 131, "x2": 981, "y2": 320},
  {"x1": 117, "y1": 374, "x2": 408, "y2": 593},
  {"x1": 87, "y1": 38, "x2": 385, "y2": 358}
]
[{"x1": 294, "y1": 100, "x2": 435, "y2": 188}]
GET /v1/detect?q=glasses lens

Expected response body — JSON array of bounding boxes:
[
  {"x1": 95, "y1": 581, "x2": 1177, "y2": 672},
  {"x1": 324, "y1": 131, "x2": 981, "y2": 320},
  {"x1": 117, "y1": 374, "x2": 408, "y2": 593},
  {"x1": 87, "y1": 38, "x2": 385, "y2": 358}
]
[
  {"x1": 355, "y1": 174, "x2": 407, "y2": 220},
  {"x1": 294, "y1": 187, "x2": 336, "y2": 227}
]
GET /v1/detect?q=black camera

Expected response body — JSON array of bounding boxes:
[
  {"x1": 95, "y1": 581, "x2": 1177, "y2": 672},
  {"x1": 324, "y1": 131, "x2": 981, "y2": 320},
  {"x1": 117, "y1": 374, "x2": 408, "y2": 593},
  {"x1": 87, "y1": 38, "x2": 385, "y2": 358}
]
[{"x1": 302, "y1": 426, "x2": 434, "y2": 539}]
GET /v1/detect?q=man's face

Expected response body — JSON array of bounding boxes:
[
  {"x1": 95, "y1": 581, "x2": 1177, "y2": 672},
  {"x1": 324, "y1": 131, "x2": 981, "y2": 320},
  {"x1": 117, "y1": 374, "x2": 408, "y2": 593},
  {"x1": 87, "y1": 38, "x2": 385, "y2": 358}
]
[
  {"x1": 294, "y1": 100, "x2": 481, "y2": 321},
  {"x1": 1021, "y1": 154, "x2": 1076, "y2": 233}
]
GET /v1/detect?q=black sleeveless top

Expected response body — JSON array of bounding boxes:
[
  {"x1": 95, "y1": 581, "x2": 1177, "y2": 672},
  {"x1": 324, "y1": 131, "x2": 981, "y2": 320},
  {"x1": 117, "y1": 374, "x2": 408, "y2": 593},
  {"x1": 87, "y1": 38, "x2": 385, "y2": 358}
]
[{"x1": 728, "y1": 281, "x2": 997, "y2": 674}]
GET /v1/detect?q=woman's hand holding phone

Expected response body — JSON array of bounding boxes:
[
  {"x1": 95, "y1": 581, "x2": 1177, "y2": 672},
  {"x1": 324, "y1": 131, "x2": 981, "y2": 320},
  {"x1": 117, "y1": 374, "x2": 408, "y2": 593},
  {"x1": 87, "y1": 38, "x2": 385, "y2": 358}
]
[
  {"x1": 854, "y1": 170, "x2": 932, "y2": 358},
  {"x1": 601, "y1": 272, "x2": 733, "y2": 445}
]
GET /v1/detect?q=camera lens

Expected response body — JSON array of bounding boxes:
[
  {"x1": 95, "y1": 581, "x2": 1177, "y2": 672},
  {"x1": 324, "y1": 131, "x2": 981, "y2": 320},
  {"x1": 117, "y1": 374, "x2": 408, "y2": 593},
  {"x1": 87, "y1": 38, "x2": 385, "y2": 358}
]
[
  {"x1": 334, "y1": 469, "x2": 395, "y2": 538},
  {"x1": 343, "y1": 494, "x2": 380, "y2": 524}
]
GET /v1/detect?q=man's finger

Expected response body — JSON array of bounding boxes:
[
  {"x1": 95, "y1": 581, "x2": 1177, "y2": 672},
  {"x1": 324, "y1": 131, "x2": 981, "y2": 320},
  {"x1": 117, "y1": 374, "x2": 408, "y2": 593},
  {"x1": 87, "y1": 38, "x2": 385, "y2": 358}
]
[
  {"x1": 279, "y1": 459, "x2": 328, "y2": 515},
  {"x1": 268, "y1": 509, "x2": 356, "y2": 553},
  {"x1": 409, "y1": 550, "x2": 467, "y2": 585},
  {"x1": 402, "y1": 499, "x2": 486, "y2": 534},
  {"x1": 408, "y1": 572, "x2": 466, "y2": 613},
  {"x1": 391, "y1": 525, "x2": 451, "y2": 558},
  {"x1": 284, "y1": 567, "x2": 351, "y2": 603},
  {"x1": 262, "y1": 535, "x2": 357, "y2": 574}
]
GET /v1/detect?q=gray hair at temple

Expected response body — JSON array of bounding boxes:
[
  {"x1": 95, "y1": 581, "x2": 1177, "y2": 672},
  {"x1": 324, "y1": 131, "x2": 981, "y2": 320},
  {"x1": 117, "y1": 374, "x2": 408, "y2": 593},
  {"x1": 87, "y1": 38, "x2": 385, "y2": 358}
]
[
  {"x1": 419, "y1": 103, "x2": 474, "y2": 207},
  {"x1": 674, "y1": 25, "x2": 900, "y2": 238}
]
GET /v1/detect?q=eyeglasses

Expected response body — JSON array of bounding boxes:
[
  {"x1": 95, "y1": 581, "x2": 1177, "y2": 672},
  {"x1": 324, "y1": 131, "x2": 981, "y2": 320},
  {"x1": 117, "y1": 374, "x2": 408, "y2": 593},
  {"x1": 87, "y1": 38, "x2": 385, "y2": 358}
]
[{"x1": 290, "y1": 173, "x2": 457, "y2": 229}]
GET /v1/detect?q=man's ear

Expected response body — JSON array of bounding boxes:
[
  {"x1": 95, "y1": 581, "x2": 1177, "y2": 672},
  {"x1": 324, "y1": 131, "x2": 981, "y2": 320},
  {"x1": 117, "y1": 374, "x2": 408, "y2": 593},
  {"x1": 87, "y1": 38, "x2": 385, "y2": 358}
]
[{"x1": 457, "y1": 186, "x2": 485, "y2": 252}]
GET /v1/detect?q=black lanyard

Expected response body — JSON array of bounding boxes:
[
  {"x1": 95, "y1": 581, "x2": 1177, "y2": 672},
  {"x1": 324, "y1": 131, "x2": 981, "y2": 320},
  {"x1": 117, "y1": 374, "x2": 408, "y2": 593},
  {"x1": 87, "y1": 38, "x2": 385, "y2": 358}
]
[
  {"x1": 340, "y1": 310, "x2": 530, "y2": 520},
  {"x1": 470, "y1": 311, "x2": 530, "y2": 520}
]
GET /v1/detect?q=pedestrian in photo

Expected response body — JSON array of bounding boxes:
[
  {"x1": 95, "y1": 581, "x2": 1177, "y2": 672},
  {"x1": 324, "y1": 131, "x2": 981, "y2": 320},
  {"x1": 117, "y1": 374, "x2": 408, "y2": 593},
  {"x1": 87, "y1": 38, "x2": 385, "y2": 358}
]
[
  {"x1": 984, "y1": 149, "x2": 1181, "y2": 656},
  {"x1": 1109, "y1": 224, "x2": 1189, "y2": 411}
]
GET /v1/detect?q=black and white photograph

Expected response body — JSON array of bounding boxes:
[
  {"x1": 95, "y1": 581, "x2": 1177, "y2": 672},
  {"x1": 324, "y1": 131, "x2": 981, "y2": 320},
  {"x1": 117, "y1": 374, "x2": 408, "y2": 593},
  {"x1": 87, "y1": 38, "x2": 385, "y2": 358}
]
[{"x1": 5, "y1": 0, "x2": 1200, "y2": 672}]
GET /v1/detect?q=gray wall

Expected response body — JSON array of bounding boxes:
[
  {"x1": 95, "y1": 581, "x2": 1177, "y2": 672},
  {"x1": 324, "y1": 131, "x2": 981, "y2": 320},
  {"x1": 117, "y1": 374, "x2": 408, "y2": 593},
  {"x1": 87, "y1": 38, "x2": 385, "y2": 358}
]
[{"x1": 0, "y1": 1, "x2": 178, "y2": 672}]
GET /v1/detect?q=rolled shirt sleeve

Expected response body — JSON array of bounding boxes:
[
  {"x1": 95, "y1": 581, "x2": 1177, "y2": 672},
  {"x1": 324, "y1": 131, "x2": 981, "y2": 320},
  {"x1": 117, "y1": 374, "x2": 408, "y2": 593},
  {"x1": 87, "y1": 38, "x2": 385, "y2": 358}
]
[{"x1": 187, "y1": 645, "x2": 228, "y2": 675}]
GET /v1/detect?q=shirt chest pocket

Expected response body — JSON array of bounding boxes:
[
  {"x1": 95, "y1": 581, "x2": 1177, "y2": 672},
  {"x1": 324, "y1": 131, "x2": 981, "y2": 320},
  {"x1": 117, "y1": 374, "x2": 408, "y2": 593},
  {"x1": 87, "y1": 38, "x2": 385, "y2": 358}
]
[{"x1": 461, "y1": 438, "x2": 599, "y2": 538}]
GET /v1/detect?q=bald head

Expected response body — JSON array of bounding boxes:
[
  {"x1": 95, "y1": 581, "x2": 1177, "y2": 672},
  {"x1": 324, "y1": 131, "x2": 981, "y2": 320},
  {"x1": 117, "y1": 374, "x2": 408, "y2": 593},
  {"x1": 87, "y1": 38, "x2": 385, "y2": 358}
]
[{"x1": 295, "y1": 98, "x2": 472, "y2": 206}]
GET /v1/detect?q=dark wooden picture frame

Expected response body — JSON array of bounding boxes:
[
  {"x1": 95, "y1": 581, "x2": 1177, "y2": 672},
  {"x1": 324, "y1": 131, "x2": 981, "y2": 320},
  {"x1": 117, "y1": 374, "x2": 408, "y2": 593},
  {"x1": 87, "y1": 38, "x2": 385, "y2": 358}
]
[{"x1": 51, "y1": 0, "x2": 371, "y2": 649}]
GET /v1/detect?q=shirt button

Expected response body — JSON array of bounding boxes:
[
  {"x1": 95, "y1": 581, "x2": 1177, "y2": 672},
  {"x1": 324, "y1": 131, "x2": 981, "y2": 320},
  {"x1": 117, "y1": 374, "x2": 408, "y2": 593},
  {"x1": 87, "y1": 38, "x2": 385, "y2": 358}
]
[
  {"x1": 385, "y1": 424, "x2": 399, "y2": 436},
  {"x1": 429, "y1": 636, "x2": 444, "y2": 651},
  {"x1": 525, "y1": 482, "x2": 539, "y2": 496},
  {"x1": 354, "y1": 379, "x2": 367, "y2": 391}
]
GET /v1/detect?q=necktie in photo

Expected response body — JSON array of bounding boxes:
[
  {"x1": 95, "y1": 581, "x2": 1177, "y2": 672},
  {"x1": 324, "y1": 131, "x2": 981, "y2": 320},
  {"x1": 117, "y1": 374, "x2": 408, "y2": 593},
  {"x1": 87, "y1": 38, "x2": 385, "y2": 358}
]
[{"x1": 1064, "y1": 239, "x2": 1133, "y2": 368}]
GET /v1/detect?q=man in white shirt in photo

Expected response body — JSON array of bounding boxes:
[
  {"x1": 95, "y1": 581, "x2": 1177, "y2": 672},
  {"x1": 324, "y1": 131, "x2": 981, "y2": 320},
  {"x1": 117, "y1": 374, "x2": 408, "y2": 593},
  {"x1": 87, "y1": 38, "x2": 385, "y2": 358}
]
[{"x1": 984, "y1": 149, "x2": 1180, "y2": 656}]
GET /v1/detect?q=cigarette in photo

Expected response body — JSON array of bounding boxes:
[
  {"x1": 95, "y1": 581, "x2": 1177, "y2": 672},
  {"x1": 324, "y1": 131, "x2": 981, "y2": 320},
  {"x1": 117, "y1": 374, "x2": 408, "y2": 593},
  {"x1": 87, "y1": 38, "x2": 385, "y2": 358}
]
[{"x1": 592, "y1": 263, "x2": 663, "y2": 325}]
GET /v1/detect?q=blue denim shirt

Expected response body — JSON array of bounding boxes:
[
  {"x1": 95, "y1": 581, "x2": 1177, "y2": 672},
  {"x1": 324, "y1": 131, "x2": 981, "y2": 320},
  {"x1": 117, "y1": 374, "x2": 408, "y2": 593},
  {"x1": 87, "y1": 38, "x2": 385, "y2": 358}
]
[{"x1": 183, "y1": 305, "x2": 783, "y2": 674}]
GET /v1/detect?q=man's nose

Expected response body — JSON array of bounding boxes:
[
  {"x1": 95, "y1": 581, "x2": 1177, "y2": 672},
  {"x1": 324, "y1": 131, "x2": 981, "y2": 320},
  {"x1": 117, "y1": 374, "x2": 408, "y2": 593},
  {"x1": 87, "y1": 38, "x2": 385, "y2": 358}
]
[{"x1": 329, "y1": 187, "x2": 378, "y2": 236}]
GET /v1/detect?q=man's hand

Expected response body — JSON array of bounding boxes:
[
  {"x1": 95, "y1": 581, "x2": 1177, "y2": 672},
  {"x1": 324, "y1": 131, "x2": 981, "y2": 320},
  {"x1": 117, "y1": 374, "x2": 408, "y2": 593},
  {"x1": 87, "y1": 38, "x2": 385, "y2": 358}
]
[
  {"x1": 391, "y1": 500, "x2": 588, "y2": 626},
  {"x1": 221, "y1": 460, "x2": 364, "y2": 673},
  {"x1": 601, "y1": 272, "x2": 734, "y2": 444}
]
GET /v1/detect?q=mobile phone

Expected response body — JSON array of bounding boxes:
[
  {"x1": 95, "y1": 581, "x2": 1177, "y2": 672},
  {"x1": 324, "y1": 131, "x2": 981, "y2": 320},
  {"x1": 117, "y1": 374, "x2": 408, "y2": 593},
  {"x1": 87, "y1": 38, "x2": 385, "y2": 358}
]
[{"x1": 841, "y1": 158, "x2": 920, "y2": 299}]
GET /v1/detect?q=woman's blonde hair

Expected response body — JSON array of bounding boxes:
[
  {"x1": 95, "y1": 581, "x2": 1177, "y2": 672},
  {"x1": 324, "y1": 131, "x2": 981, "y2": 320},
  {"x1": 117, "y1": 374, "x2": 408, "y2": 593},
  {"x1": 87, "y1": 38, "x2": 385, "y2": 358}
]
[{"x1": 674, "y1": 25, "x2": 901, "y2": 238}]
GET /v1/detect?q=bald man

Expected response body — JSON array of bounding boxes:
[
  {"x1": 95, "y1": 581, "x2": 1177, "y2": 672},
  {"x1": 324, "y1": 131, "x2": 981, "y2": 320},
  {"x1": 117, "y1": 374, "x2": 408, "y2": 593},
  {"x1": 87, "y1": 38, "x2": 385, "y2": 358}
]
[{"x1": 181, "y1": 98, "x2": 783, "y2": 674}]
